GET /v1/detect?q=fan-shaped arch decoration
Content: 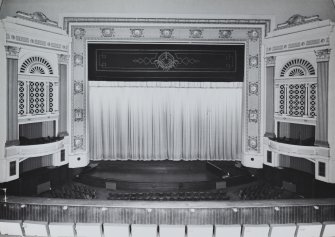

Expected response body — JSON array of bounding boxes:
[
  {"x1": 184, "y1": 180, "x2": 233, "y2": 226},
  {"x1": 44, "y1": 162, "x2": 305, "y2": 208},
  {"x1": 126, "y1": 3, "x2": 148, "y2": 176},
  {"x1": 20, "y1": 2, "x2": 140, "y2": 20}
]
[
  {"x1": 280, "y1": 58, "x2": 315, "y2": 77},
  {"x1": 20, "y1": 56, "x2": 54, "y2": 75}
]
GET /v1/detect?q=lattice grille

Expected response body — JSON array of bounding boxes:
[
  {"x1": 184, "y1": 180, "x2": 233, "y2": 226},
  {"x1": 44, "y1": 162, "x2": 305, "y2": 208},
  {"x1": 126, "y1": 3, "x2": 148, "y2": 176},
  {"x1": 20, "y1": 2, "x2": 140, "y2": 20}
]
[
  {"x1": 18, "y1": 81, "x2": 26, "y2": 115},
  {"x1": 49, "y1": 82, "x2": 54, "y2": 112},
  {"x1": 288, "y1": 84, "x2": 306, "y2": 116},
  {"x1": 28, "y1": 81, "x2": 46, "y2": 114},
  {"x1": 309, "y1": 83, "x2": 317, "y2": 117}
]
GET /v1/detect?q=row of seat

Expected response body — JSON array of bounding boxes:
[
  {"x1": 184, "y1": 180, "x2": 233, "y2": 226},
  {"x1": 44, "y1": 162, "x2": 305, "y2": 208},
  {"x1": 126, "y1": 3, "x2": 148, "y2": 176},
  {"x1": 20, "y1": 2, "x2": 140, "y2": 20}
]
[
  {"x1": 107, "y1": 190, "x2": 229, "y2": 201},
  {"x1": 238, "y1": 182, "x2": 294, "y2": 200},
  {"x1": 47, "y1": 185, "x2": 96, "y2": 200},
  {"x1": 0, "y1": 220, "x2": 334, "y2": 237}
]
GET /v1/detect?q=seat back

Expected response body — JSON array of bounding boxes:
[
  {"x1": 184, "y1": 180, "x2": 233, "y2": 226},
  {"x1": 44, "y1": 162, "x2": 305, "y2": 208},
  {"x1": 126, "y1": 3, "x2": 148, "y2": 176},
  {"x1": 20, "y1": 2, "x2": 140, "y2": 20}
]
[
  {"x1": 242, "y1": 224, "x2": 269, "y2": 237},
  {"x1": 215, "y1": 224, "x2": 241, "y2": 237},
  {"x1": 0, "y1": 219, "x2": 23, "y2": 236},
  {"x1": 296, "y1": 223, "x2": 322, "y2": 237},
  {"x1": 322, "y1": 222, "x2": 335, "y2": 237},
  {"x1": 187, "y1": 225, "x2": 213, "y2": 237},
  {"x1": 269, "y1": 224, "x2": 296, "y2": 237},
  {"x1": 49, "y1": 222, "x2": 75, "y2": 237},
  {"x1": 75, "y1": 223, "x2": 102, "y2": 237},
  {"x1": 159, "y1": 225, "x2": 185, "y2": 237},
  {"x1": 103, "y1": 223, "x2": 130, "y2": 237},
  {"x1": 131, "y1": 224, "x2": 157, "y2": 237},
  {"x1": 23, "y1": 221, "x2": 48, "y2": 237}
]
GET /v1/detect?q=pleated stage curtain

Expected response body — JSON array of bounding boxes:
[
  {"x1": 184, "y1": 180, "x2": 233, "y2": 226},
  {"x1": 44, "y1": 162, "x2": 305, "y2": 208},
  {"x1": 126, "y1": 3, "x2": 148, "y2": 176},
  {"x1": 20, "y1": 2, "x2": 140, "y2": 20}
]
[{"x1": 89, "y1": 81, "x2": 242, "y2": 161}]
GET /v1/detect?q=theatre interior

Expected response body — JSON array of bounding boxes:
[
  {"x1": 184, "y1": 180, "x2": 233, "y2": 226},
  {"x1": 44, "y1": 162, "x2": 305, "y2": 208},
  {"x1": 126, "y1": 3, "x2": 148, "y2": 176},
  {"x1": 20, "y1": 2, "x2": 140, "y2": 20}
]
[{"x1": 0, "y1": 0, "x2": 335, "y2": 236}]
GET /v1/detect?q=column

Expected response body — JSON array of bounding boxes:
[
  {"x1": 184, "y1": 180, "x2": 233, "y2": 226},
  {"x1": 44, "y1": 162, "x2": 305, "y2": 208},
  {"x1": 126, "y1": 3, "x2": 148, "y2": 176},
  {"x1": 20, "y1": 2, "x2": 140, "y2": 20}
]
[
  {"x1": 264, "y1": 56, "x2": 276, "y2": 138},
  {"x1": 5, "y1": 46, "x2": 20, "y2": 147},
  {"x1": 314, "y1": 49, "x2": 331, "y2": 147},
  {"x1": 58, "y1": 54, "x2": 69, "y2": 137}
]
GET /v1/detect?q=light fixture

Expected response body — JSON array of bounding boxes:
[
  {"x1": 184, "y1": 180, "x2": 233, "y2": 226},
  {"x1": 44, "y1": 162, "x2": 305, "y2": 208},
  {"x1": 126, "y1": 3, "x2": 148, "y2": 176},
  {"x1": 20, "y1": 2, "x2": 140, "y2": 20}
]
[
  {"x1": 313, "y1": 206, "x2": 319, "y2": 210},
  {"x1": 62, "y1": 206, "x2": 68, "y2": 210},
  {"x1": 101, "y1": 207, "x2": 107, "y2": 211},
  {"x1": 147, "y1": 208, "x2": 152, "y2": 213},
  {"x1": 274, "y1": 207, "x2": 280, "y2": 211},
  {"x1": 21, "y1": 204, "x2": 26, "y2": 208},
  {"x1": 232, "y1": 208, "x2": 238, "y2": 213}
]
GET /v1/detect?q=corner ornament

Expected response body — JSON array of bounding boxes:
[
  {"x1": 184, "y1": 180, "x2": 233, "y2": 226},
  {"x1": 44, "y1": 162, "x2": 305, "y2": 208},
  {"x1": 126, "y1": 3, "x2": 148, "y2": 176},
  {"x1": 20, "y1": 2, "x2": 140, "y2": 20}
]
[
  {"x1": 315, "y1": 49, "x2": 331, "y2": 62},
  {"x1": 276, "y1": 14, "x2": 321, "y2": 30},
  {"x1": 247, "y1": 29, "x2": 260, "y2": 42},
  {"x1": 16, "y1": 11, "x2": 58, "y2": 27},
  {"x1": 73, "y1": 28, "x2": 86, "y2": 39}
]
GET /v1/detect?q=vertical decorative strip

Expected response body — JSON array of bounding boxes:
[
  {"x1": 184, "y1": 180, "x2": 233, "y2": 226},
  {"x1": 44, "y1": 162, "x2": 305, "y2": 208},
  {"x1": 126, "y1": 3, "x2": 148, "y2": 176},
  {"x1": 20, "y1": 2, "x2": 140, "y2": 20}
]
[
  {"x1": 264, "y1": 56, "x2": 276, "y2": 138},
  {"x1": 5, "y1": 46, "x2": 21, "y2": 146},
  {"x1": 314, "y1": 49, "x2": 330, "y2": 147}
]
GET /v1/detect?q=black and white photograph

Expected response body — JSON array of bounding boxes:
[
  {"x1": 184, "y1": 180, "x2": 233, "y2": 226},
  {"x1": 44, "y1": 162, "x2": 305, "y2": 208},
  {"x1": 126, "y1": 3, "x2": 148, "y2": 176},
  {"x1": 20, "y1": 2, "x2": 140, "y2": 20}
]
[{"x1": 0, "y1": 0, "x2": 335, "y2": 236}]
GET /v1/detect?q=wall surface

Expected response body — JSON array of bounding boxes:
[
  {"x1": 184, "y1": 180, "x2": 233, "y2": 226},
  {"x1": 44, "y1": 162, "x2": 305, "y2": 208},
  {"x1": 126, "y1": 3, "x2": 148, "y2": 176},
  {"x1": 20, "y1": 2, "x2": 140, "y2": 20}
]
[{"x1": 0, "y1": 0, "x2": 334, "y2": 27}]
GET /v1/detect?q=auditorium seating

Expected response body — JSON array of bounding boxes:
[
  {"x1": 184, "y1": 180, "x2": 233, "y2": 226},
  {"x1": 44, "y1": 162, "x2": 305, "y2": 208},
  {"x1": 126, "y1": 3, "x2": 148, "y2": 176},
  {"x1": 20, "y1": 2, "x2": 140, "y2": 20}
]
[
  {"x1": 103, "y1": 223, "x2": 129, "y2": 237},
  {"x1": 322, "y1": 222, "x2": 335, "y2": 237},
  {"x1": 108, "y1": 189, "x2": 228, "y2": 201},
  {"x1": 75, "y1": 223, "x2": 102, "y2": 237},
  {"x1": 1, "y1": 220, "x2": 334, "y2": 237},
  {"x1": 48, "y1": 222, "x2": 74, "y2": 237},
  {"x1": 22, "y1": 221, "x2": 48, "y2": 237},
  {"x1": 215, "y1": 224, "x2": 241, "y2": 237},
  {"x1": 242, "y1": 224, "x2": 270, "y2": 237},
  {"x1": 0, "y1": 219, "x2": 23, "y2": 236},
  {"x1": 187, "y1": 225, "x2": 213, "y2": 237},
  {"x1": 46, "y1": 184, "x2": 96, "y2": 200},
  {"x1": 131, "y1": 224, "x2": 157, "y2": 237},
  {"x1": 238, "y1": 182, "x2": 296, "y2": 200},
  {"x1": 269, "y1": 224, "x2": 296, "y2": 237},
  {"x1": 296, "y1": 223, "x2": 323, "y2": 237},
  {"x1": 159, "y1": 225, "x2": 185, "y2": 237}
]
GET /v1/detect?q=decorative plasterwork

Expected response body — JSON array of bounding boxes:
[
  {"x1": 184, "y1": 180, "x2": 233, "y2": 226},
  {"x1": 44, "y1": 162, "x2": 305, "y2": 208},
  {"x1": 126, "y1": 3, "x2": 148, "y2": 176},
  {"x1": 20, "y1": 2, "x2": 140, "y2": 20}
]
[
  {"x1": 101, "y1": 28, "x2": 114, "y2": 37},
  {"x1": 266, "y1": 37, "x2": 329, "y2": 54},
  {"x1": 189, "y1": 29, "x2": 203, "y2": 38},
  {"x1": 73, "y1": 81, "x2": 84, "y2": 94},
  {"x1": 248, "y1": 109, "x2": 259, "y2": 123},
  {"x1": 73, "y1": 28, "x2": 86, "y2": 39},
  {"x1": 160, "y1": 29, "x2": 174, "y2": 38},
  {"x1": 265, "y1": 56, "x2": 276, "y2": 67},
  {"x1": 73, "y1": 54, "x2": 83, "y2": 66},
  {"x1": 58, "y1": 54, "x2": 69, "y2": 64},
  {"x1": 247, "y1": 29, "x2": 260, "y2": 42},
  {"x1": 248, "y1": 82, "x2": 259, "y2": 96},
  {"x1": 132, "y1": 51, "x2": 200, "y2": 71},
  {"x1": 130, "y1": 29, "x2": 144, "y2": 38},
  {"x1": 6, "y1": 33, "x2": 69, "y2": 52},
  {"x1": 275, "y1": 14, "x2": 321, "y2": 30},
  {"x1": 5, "y1": 46, "x2": 21, "y2": 59},
  {"x1": 219, "y1": 30, "x2": 232, "y2": 39},
  {"x1": 16, "y1": 11, "x2": 58, "y2": 27},
  {"x1": 248, "y1": 136, "x2": 258, "y2": 150},
  {"x1": 315, "y1": 49, "x2": 331, "y2": 62},
  {"x1": 66, "y1": 17, "x2": 269, "y2": 155},
  {"x1": 74, "y1": 108, "x2": 85, "y2": 122},
  {"x1": 249, "y1": 54, "x2": 259, "y2": 68},
  {"x1": 73, "y1": 136, "x2": 84, "y2": 150}
]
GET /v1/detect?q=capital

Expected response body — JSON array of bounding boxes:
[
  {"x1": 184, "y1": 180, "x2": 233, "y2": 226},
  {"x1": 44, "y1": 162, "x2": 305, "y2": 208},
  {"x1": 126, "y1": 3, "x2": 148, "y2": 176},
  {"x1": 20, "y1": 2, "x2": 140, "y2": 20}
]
[
  {"x1": 315, "y1": 49, "x2": 331, "y2": 62},
  {"x1": 5, "y1": 46, "x2": 21, "y2": 59}
]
